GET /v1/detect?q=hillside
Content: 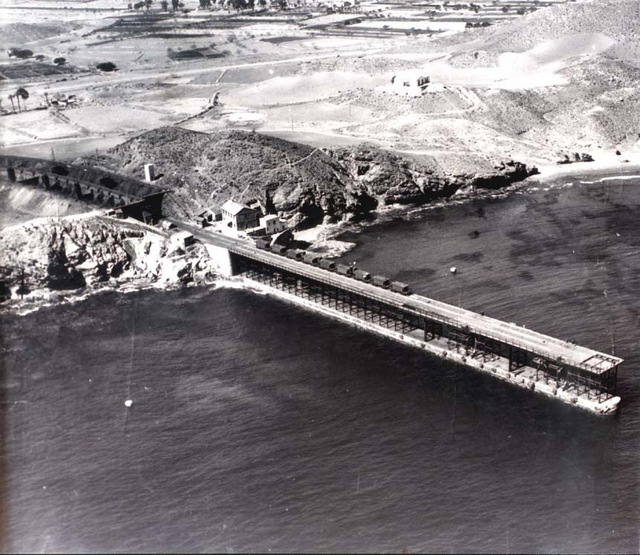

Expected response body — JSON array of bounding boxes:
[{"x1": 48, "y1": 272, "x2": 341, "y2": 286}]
[
  {"x1": 88, "y1": 127, "x2": 536, "y2": 227},
  {"x1": 257, "y1": 0, "x2": 640, "y2": 170},
  {"x1": 0, "y1": 21, "x2": 83, "y2": 51},
  {"x1": 93, "y1": 127, "x2": 356, "y2": 226},
  {"x1": 483, "y1": 0, "x2": 640, "y2": 63}
]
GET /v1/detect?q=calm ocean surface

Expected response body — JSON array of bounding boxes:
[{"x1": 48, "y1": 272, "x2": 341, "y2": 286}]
[{"x1": 2, "y1": 176, "x2": 639, "y2": 553}]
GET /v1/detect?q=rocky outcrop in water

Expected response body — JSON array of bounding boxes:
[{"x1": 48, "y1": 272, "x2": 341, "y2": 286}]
[{"x1": 333, "y1": 148, "x2": 535, "y2": 208}]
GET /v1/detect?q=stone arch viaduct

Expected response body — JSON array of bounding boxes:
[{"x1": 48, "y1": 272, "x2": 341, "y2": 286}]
[{"x1": 0, "y1": 154, "x2": 166, "y2": 222}]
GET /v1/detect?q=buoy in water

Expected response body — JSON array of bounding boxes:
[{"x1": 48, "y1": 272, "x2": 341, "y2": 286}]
[
  {"x1": 124, "y1": 399, "x2": 132, "y2": 407},
  {"x1": 450, "y1": 267, "x2": 457, "y2": 274}
]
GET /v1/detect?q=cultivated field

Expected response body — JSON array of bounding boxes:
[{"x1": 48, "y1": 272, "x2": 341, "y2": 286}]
[{"x1": 1, "y1": 0, "x2": 639, "y2": 176}]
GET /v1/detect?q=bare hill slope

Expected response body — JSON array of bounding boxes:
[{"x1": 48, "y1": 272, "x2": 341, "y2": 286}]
[
  {"x1": 344, "y1": 0, "x2": 640, "y2": 166},
  {"x1": 89, "y1": 127, "x2": 535, "y2": 227},
  {"x1": 97, "y1": 127, "x2": 356, "y2": 225},
  {"x1": 484, "y1": 0, "x2": 640, "y2": 62}
]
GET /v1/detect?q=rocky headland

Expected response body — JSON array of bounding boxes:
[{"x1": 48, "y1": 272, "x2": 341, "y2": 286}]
[
  {"x1": 0, "y1": 215, "x2": 218, "y2": 310},
  {"x1": 86, "y1": 127, "x2": 538, "y2": 229}
]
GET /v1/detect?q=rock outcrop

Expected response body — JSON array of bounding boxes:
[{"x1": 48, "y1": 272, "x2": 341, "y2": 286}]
[
  {"x1": 0, "y1": 216, "x2": 218, "y2": 307},
  {"x1": 332, "y1": 147, "x2": 534, "y2": 207}
]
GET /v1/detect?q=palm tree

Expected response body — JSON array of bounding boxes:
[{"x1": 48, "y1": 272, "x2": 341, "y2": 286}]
[
  {"x1": 8, "y1": 94, "x2": 15, "y2": 113},
  {"x1": 15, "y1": 87, "x2": 29, "y2": 112}
]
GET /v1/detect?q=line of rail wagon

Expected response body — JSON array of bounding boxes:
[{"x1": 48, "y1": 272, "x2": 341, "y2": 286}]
[{"x1": 253, "y1": 239, "x2": 413, "y2": 295}]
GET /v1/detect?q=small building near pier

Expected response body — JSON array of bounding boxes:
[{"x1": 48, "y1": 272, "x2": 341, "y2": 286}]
[
  {"x1": 221, "y1": 200, "x2": 259, "y2": 231},
  {"x1": 390, "y1": 72, "x2": 430, "y2": 97},
  {"x1": 260, "y1": 214, "x2": 286, "y2": 235}
]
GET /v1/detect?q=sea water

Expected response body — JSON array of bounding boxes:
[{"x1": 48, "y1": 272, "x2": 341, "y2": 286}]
[{"x1": 2, "y1": 176, "x2": 639, "y2": 553}]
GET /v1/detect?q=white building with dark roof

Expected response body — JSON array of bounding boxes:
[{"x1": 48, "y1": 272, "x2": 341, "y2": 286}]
[
  {"x1": 260, "y1": 214, "x2": 286, "y2": 235},
  {"x1": 221, "y1": 200, "x2": 259, "y2": 231},
  {"x1": 389, "y1": 72, "x2": 430, "y2": 97}
]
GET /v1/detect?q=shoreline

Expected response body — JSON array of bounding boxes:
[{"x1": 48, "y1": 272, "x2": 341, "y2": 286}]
[
  {"x1": 293, "y1": 174, "x2": 535, "y2": 258},
  {"x1": 2, "y1": 161, "x2": 640, "y2": 315},
  {"x1": 317, "y1": 161, "x2": 640, "y2": 254},
  {"x1": 0, "y1": 213, "x2": 218, "y2": 316},
  {"x1": 534, "y1": 155, "x2": 640, "y2": 183},
  {"x1": 0, "y1": 275, "x2": 217, "y2": 318}
]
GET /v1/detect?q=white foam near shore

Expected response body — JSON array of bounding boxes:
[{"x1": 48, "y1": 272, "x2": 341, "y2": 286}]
[
  {"x1": 3, "y1": 271, "x2": 220, "y2": 318},
  {"x1": 579, "y1": 175, "x2": 640, "y2": 184},
  {"x1": 534, "y1": 151, "x2": 640, "y2": 183}
]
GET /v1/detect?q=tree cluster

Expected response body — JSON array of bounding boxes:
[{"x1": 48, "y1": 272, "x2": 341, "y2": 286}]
[
  {"x1": 7, "y1": 47, "x2": 34, "y2": 59},
  {"x1": 96, "y1": 62, "x2": 118, "y2": 72}
]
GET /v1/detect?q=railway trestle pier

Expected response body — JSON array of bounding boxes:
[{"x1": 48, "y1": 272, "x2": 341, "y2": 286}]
[{"x1": 205, "y1": 239, "x2": 622, "y2": 415}]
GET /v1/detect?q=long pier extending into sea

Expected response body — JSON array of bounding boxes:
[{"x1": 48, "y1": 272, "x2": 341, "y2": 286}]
[{"x1": 177, "y1": 220, "x2": 623, "y2": 415}]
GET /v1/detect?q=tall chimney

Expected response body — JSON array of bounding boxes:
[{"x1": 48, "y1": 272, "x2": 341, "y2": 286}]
[{"x1": 144, "y1": 163, "x2": 155, "y2": 183}]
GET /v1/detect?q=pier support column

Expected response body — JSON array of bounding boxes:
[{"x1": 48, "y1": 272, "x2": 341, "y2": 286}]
[
  {"x1": 509, "y1": 346, "x2": 528, "y2": 372},
  {"x1": 424, "y1": 319, "x2": 442, "y2": 341}
]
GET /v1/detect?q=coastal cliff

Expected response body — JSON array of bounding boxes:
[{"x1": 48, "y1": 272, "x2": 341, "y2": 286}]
[
  {"x1": 332, "y1": 146, "x2": 534, "y2": 207},
  {"x1": 0, "y1": 216, "x2": 218, "y2": 308}
]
